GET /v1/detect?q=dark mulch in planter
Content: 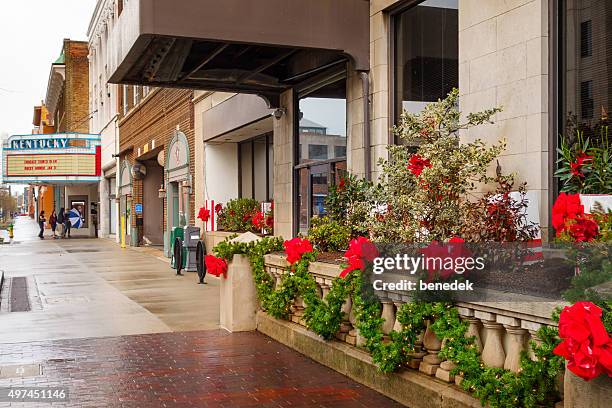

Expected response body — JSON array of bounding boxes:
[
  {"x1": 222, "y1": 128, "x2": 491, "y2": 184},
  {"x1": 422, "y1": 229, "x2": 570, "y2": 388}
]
[
  {"x1": 472, "y1": 257, "x2": 574, "y2": 299},
  {"x1": 270, "y1": 251, "x2": 345, "y2": 265},
  {"x1": 315, "y1": 251, "x2": 345, "y2": 265}
]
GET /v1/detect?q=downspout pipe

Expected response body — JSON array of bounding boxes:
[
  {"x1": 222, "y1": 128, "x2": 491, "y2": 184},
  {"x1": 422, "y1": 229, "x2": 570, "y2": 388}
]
[{"x1": 360, "y1": 71, "x2": 371, "y2": 181}]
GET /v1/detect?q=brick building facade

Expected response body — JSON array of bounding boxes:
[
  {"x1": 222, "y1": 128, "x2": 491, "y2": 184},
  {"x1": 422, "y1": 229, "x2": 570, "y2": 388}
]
[
  {"x1": 52, "y1": 40, "x2": 89, "y2": 134},
  {"x1": 118, "y1": 86, "x2": 195, "y2": 252}
]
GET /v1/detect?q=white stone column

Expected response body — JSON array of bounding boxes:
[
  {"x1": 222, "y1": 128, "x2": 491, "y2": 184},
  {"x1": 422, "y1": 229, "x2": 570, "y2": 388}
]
[
  {"x1": 98, "y1": 178, "x2": 109, "y2": 237},
  {"x1": 219, "y1": 232, "x2": 261, "y2": 332},
  {"x1": 272, "y1": 89, "x2": 294, "y2": 239}
]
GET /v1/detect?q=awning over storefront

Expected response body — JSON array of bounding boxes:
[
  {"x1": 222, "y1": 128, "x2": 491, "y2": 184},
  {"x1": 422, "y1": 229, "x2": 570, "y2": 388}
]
[{"x1": 108, "y1": 0, "x2": 369, "y2": 107}]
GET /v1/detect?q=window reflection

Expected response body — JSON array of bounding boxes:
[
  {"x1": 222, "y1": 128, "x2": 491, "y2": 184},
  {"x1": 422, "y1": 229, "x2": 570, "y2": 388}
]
[
  {"x1": 296, "y1": 76, "x2": 347, "y2": 233},
  {"x1": 561, "y1": 0, "x2": 610, "y2": 143},
  {"x1": 394, "y1": 0, "x2": 458, "y2": 120}
]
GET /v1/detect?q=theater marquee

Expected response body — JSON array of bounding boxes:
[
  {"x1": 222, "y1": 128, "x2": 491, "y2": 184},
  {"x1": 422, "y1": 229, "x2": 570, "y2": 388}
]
[{"x1": 2, "y1": 133, "x2": 101, "y2": 183}]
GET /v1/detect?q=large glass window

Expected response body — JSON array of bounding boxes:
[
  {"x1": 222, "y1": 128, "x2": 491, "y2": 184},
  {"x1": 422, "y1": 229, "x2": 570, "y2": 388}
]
[
  {"x1": 393, "y1": 0, "x2": 458, "y2": 125},
  {"x1": 295, "y1": 74, "x2": 347, "y2": 233},
  {"x1": 239, "y1": 133, "x2": 273, "y2": 202},
  {"x1": 560, "y1": 1, "x2": 611, "y2": 142}
]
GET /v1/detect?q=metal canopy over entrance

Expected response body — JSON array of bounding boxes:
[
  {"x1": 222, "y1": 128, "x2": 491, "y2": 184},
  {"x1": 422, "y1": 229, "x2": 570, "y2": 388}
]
[{"x1": 108, "y1": 0, "x2": 369, "y2": 107}]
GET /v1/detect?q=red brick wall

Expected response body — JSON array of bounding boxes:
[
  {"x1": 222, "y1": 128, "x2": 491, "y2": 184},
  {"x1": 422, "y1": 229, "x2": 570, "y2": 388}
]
[
  {"x1": 118, "y1": 87, "x2": 196, "y2": 244},
  {"x1": 63, "y1": 40, "x2": 89, "y2": 133}
]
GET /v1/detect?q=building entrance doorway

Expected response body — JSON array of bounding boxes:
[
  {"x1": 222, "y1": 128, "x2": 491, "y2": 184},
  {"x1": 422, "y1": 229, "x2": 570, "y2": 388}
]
[{"x1": 142, "y1": 159, "x2": 164, "y2": 245}]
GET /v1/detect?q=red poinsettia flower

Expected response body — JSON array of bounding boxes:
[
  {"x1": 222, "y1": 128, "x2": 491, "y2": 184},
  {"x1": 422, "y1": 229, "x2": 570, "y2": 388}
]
[
  {"x1": 251, "y1": 211, "x2": 265, "y2": 229},
  {"x1": 420, "y1": 237, "x2": 471, "y2": 280},
  {"x1": 340, "y1": 237, "x2": 378, "y2": 279},
  {"x1": 570, "y1": 162, "x2": 584, "y2": 178},
  {"x1": 552, "y1": 193, "x2": 584, "y2": 233},
  {"x1": 197, "y1": 207, "x2": 211, "y2": 222},
  {"x1": 205, "y1": 255, "x2": 228, "y2": 278},
  {"x1": 340, "y1": 255, "x2": 365, "y2": 278},
  {"x1": 338, "y1": 177, "x2": 346, "y2": 191},
  {"x1": 214, "y1": 203, "x2": 223, "y2": 214},
  {"x1": 283, "y1": 237, "x2": 313, "y2": 265},
  {"x1": 568, "y1": 216, "x2": 600, "y2": 242},
  {"x1": 407, "y1": 154, "x2": 432, "y2": 177},
  {"x1": 345, "y1": 236, "x2": 379, "y2": 262},
  {"x1": 570, "y1": 153, "x2": 593, "y2": 178},
  {"x1": 553, "y1": 301, "x2": 612, "y2": 381}
]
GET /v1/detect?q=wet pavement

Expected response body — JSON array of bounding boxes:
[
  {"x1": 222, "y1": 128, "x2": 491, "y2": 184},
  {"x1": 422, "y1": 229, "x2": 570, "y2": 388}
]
[
  {"x1": 0, "y1": 218, "x2": 403, "y2": 407},
  {"x1": 0, "y1": 216, "x2": 219, "y2": 342},
  {"x1": 0, "y1": 330, "x2": 402, "y2": 407}
]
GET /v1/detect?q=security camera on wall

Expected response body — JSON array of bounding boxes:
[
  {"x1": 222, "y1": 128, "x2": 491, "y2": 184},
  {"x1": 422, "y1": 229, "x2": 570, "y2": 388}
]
[
  {"x1": 131, "y1": 163, "x2": 147, "y2": 180},
  {"x1": 273, "y1": 108, "x2": 286, "y2": 120}
]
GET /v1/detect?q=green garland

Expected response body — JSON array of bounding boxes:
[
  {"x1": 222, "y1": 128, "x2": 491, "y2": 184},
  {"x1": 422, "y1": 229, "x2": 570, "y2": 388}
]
[{"x1": 213, "y1": 237, "x2": 563, "y2": 408}]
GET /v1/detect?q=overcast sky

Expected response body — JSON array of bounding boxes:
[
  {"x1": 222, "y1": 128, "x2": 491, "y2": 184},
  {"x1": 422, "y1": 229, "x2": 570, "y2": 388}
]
[{"x1": 0, "y1": 0, "x2": 96, "y2": 138}]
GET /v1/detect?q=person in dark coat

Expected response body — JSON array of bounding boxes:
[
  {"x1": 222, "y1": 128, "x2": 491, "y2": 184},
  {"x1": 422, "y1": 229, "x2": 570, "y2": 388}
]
[
  {"x1": 49, "y1": 210, "x2": 58, "y2": 239},
  {"x1": 38, "y1": 210, "x2": 46, "y2": 239},
  {"x1": 57, "y1": 208, "x2": 65, "y2": 237},
  {"x1": 63, "y1": 208, "x2": 72, "y2": 238}
]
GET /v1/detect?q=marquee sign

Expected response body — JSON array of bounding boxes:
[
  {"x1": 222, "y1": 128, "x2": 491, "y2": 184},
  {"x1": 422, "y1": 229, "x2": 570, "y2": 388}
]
[{"x1": 2, "y1": 133, "x2": 101, "y2": 183}]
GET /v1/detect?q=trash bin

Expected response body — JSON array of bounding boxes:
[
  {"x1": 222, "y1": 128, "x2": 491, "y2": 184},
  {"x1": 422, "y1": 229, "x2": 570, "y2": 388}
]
[
  {"x1": 170, "y1": 226, "x2": 186, "y2": 271},
  {"x1": 183, "y1": 226, "x2": 201, "y2": 272}
]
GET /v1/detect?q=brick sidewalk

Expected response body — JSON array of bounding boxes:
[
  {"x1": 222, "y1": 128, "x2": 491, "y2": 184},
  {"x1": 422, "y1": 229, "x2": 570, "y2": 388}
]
[{"x1": 0, "y1": 330, "x2": 403, "y2": 407}]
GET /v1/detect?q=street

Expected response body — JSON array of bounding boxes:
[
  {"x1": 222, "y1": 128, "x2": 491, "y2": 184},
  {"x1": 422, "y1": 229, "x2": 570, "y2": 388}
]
[{"x1": 0, "y1": 217, "x2": 401, "y2": 407}]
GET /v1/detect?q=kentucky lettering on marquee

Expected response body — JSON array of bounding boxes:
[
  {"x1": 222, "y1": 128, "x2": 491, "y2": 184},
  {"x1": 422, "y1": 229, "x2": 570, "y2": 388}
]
[
  {"x1": 2, "y1": 133, "x2": 101, "y2": 183},
  {"x1": 10, "y1": 138, "x2": 69, "y2": 150}
]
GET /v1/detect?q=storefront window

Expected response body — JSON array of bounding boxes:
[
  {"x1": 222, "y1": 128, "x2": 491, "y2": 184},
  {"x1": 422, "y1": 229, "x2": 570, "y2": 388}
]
[
  {"x1": 295, "y1": 74, "x2": 347, "y2": 233},
  {"x1": 559, "y1": 0, "x2": 610, "y2": 143},
  {"x1": 393, "y1": 0, "x2": 458, "y2": 128},
  {"x1": 239, "y1": 133, "x2": 273, "y2": 202}
]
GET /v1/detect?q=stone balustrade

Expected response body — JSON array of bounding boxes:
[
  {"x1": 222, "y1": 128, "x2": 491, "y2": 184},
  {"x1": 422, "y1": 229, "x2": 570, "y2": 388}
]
[{"x1": 262, "y1": 254, "x2": 565, "y2": 391}]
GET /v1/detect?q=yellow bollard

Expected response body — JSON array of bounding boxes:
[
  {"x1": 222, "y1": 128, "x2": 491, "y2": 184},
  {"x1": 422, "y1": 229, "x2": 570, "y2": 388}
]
[
  {"x1": 8, "y1": 224, "x2": 14, "y2": 239},
  {"x1": 120, "y1": 216, "x2": 126, "y2": 248}
]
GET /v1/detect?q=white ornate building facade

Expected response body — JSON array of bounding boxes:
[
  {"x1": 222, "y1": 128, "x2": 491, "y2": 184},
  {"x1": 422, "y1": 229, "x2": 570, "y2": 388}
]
[{"x1": 87, "y1": 0, "x2": 121, "y2": 240}]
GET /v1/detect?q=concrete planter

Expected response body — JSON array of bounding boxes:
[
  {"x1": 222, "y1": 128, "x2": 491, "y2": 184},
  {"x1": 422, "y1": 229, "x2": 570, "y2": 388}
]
[
  {"x1": 564, "y1": 367, "x2": 612, "y2": 408},
  {"x1": 202, "y1": 230, "x2": 239, "y2": 254}
]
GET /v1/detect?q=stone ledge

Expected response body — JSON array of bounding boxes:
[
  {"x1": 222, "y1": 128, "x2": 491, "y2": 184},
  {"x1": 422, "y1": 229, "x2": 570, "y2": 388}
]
[{"x1": 256, "y1": 311, "x2": 482, "y2": 408}]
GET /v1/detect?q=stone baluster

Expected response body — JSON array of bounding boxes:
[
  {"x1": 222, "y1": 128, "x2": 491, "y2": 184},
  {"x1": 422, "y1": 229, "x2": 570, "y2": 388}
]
[
  {"x1": 435, "y1": 350, "x2": 456, "y2": 382},
  {"x1": 291, "y1": 296, "x2": 305, "y2": 326},
  {"x1": 336, "y1": 295, "x2": 352, "y2": 342},
  {"x1": 436, "y1": 339, "x2": 457, "y2": 382},
  {"x1": 273, "y1": 268, "x2": 282, "y2": 289},
  {"x1": 520, "y1": 321, "x2": 543, "y2": 361},
  {"x1": 407, "y1": 328, "x2": 427, "y2": 369},
  {"x1": 392, "y1": 301, "x2": 404, "y2": 332},
  {"x1": 477, "y1": 311, "x2": 505, "y2": 368},
  {"x1": 314, "y1": 277, "x2": 324, "y2": 299},
  {"x1": 504, "y1": 325, "x2": 527, "y2": 372},
  {"x1": 345, "y1": 297, "x2": 367, "y2": 347},
  {"x1": 419, "y1": 320, "x2": 443, "y2": 375},
  {"x1": 458, "y1": 307, "x2": 483, "y2": 352},
  {"x1": 346, "y1": 297, "x2": 358, "y2": 346},
  {"x1": 380, "y1": 300, "x2": 395, "y2": 336},
  {"x1": 321, "y1": 281, "x2": 331, "y2": 300}
]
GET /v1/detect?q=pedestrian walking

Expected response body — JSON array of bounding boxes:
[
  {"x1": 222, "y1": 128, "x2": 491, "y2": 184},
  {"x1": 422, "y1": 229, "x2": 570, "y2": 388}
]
[
  {"x1": 38, "y1": 210, "x2": 46, "y2": 239},
  {"x1": 63, "y1": 208, "x2": 71, "y2": 238},
  {"x1": 57, "y1": 208, "x2": 65, "y2": 238},
  {"x1": 49, "y1": 210, "x2": 58, "y2": 239}
]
